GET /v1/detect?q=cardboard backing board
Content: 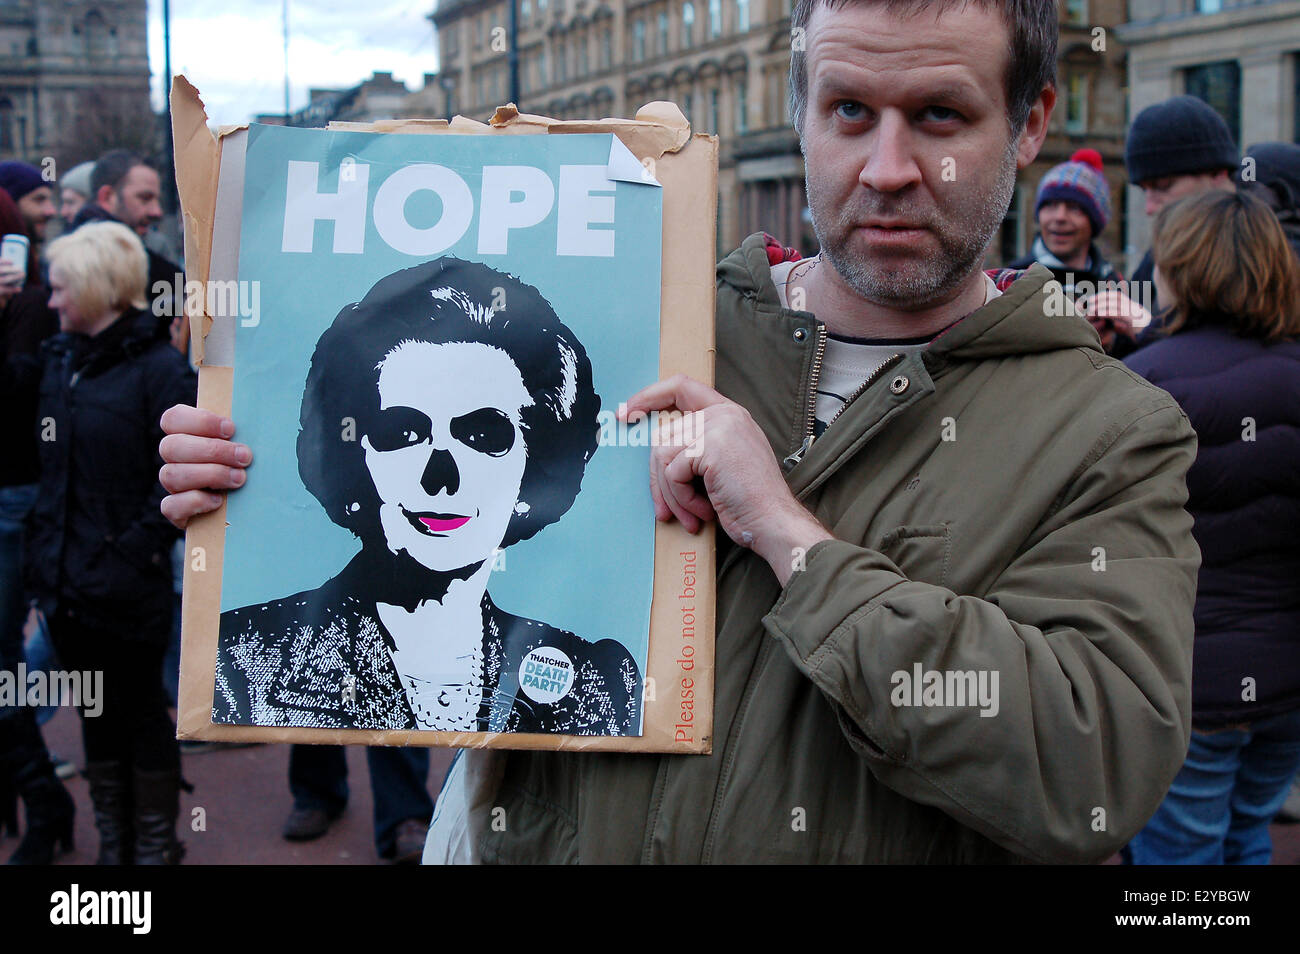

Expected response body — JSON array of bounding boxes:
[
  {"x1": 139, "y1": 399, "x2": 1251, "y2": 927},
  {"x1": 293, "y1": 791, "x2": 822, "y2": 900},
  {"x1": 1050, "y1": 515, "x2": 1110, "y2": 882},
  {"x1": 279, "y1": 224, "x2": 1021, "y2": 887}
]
[{"x1": 172, "y1": 77, "x2": 717, "y2": 753}]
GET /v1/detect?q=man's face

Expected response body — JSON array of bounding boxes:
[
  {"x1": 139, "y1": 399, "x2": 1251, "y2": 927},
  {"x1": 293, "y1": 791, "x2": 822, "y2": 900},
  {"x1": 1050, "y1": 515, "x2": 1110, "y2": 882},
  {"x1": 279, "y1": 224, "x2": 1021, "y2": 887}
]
[
  {"x1": 17, "y1": 186, "x2": 55, "y2": 240},
  {"x1": 1038, "y1": 200, "x2": 1092, "y2": 260},
  {"x1": 800, "y1": 1, "x2": 1044, "y2": 310},
  {"x1": 103, "y1": 165, "x2": 162, "y2": 236},
  {"x1": 60, "y1": 189, "x2": 87, "y2": 225},
  {"x1": 1139, "y1": 171, "x2": 1228, "y2": 217}
]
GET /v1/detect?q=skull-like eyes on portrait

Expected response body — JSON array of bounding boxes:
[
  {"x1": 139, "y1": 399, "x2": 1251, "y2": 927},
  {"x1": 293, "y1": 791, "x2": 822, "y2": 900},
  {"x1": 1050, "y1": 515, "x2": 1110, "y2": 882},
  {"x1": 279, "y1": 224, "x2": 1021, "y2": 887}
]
[{"x1": 365, "y1": 405, "x2": 518, "y2": 457}]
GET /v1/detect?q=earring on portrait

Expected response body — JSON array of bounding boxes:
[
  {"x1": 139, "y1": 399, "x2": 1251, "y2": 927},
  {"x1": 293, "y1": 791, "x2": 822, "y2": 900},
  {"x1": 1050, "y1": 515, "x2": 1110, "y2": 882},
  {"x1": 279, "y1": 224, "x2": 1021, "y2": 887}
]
[{"x1": 514, "y1": 501, "x2": 530, "y2": 515}]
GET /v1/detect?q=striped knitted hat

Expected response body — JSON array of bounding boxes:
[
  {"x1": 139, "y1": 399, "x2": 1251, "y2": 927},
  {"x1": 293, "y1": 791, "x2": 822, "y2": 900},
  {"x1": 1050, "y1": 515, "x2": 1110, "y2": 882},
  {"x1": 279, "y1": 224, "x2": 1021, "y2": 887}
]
[{"x1": 1035, "y1": 148, "x2": 1111, "y2": 236}]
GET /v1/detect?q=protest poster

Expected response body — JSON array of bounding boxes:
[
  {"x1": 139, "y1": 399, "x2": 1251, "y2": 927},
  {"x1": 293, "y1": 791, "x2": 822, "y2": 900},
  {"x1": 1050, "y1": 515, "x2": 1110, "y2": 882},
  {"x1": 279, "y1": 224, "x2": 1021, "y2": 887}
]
[{"x1": 172, "y1": 78, "x2": 717, "y2": 753}]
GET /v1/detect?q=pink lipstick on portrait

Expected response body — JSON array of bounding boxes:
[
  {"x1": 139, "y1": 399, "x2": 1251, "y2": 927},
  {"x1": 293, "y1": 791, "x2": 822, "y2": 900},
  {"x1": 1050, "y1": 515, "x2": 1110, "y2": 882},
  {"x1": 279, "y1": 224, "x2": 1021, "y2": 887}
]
[
  {"x1": 420, "y1": 515, "x2": 470, "y2": 532},
  {"x1": 404, "y1": 509, "x2": 472, "y2": 535}
]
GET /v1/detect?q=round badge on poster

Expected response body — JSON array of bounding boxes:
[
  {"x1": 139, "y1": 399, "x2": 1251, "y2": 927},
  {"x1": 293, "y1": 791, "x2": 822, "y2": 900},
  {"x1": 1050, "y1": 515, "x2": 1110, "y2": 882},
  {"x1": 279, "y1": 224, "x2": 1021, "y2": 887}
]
[{"x1": 518, "y1": 647, "x2": 574, "y2": 705}]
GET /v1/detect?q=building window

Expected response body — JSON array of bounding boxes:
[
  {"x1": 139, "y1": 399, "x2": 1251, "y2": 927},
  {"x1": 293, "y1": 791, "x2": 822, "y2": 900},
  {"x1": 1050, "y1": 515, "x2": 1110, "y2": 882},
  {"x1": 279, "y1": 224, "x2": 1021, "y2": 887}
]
[
  {"x1": 658, "y1": 10, "x2": 669, "y2": 55},
  {"x1": 634, "y1": 19, "x2": 646, "y2": 61},
  {"x1": 1185, "y1": 60, "x2": 1241, "y2": 147},
  {"x1": 555, "y1": 39, "x2": 566, "y2": 82},
  {"x1": 538, "y1": 0, "x2": 547, "y2": 10},
  {"x1": 1065, "y1": 73, "x2": 1087, "y2": 134},
  {"x1": 708, "y1": 88, "x2": 719, "y2": 132},
  {"x1": 601, "y1": 27, "x2": 613, "y2": 68},
  {"x1": 1294, "y1": 54, "x2": 1300, "y2": 144},
  {"x1": 736, "y1": 80, "x2": 748, "y2": 133},
  {"x1": 445, "y1": 23, "x2": 459, "y2": 56},
  {"x1": 539, "y1": 48, "x2": 547, "y2": 87},
  {"x1": 578, "y1": 34, "x2": 589, "y2": 75},
  {"x1": 1195, "y1": 0, "x2": 1222, "y2": 12},
  {"x1": 0, "y1": 97, "x2": 12, "y2": 152},
  {"x1": 682, "y1": 92, "x2": 694, "y2": 127},
  {"x1": 1065, "y1": 0, "x2": 1087, "y2": 24},
  {"x1": 682, "y1": 2, "x2": 696, "y2": 47},
  {"x1": 86, "y1": 10, "x2": 111, "y2": 57},
  {"x1": 709, "y1": 0, "x2": 722, "y2": 38},
  {"x1": 522, "y1": 0, "x2": 531, "y2": 22},
  {"x1": 736, "y1": 0, "x2": 749, "y2": 32}
]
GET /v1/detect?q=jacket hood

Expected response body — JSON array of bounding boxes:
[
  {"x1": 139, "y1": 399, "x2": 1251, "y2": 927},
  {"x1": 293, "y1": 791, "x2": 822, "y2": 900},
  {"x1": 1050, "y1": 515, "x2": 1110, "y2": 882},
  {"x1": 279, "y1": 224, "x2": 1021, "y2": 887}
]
[{"x1": 717, "y1": 232, "x2": 1104, "y2": 363}]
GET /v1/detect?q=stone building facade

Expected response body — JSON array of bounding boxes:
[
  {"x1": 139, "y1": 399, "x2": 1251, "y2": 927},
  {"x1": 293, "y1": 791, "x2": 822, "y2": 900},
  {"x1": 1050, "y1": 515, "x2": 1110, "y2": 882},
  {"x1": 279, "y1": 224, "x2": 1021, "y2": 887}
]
[{"x1": 0, "y1": 0, "x2": 154, "y2": 169}]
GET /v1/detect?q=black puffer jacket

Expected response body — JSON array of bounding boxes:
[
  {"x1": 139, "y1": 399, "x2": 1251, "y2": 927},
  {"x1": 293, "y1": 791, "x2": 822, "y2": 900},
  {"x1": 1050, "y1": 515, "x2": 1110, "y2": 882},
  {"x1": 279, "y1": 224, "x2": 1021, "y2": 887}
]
[
  {"x1": 25, "y1": 307, "x2": 196, "y2": 637},
  {"x1": 1126, "y1": 324, "x2": 1300, "y2": 727}
]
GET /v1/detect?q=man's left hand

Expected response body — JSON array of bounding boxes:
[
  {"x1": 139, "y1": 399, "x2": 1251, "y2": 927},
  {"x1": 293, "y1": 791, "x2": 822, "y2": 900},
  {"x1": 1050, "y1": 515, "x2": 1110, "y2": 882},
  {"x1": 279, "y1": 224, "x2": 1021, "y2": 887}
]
[{"x1": 621, "y1": 374, "x2": 831, "y2": 586}]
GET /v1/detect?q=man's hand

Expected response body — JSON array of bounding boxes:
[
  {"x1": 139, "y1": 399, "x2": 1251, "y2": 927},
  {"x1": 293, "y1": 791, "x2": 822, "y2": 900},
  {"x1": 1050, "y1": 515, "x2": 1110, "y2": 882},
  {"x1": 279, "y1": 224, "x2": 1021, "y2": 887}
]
[
  {"x1": 1080, "y1": 290, "x2": 1151, "y2": 352},
  {"x1": 158, "y1": 405, "x2": 252, "y2": 529},
  {"x1": 621, "y1": 374, "x2": 831, "y2": 586}
]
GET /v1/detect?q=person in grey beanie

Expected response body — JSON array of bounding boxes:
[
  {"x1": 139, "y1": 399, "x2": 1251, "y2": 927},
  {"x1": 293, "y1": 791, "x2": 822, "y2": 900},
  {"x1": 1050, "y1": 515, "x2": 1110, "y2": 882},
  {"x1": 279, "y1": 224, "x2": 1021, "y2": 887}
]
[{"x1": 58, "y1": 162, "x2": 95, "y2": 227}]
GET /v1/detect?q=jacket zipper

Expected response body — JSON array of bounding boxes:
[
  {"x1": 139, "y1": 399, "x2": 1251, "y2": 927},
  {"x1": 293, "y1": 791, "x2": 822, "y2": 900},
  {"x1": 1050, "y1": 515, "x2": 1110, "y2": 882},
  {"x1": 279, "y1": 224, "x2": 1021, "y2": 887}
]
[
  {"x1": 783, "y1": 324, "x2": 828, "y2": 469},
  {"x1": 783, "y1": 348, "x2": 906, "y2": 470}
]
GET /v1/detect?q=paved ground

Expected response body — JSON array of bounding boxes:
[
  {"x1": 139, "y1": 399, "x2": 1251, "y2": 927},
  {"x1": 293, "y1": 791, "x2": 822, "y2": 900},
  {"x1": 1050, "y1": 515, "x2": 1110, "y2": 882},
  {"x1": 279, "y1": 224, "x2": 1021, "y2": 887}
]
[
  {"x1": 5, "y1": 705, "x2": 1298, "y2": 864},
  {"x1": 6, "y1": 706, "x2": 455, "y2": 865}
]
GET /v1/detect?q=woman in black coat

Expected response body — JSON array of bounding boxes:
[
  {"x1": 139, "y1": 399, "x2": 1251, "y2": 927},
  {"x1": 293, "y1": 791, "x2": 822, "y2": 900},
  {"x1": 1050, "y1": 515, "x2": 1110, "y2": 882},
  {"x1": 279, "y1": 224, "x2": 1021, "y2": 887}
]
[
  {"x1": 29, "y1": 221, "x2": 196, "y2": 864},
  {"x1": 1124, "y1": 190, "x2": 1300, "y2": 864}
]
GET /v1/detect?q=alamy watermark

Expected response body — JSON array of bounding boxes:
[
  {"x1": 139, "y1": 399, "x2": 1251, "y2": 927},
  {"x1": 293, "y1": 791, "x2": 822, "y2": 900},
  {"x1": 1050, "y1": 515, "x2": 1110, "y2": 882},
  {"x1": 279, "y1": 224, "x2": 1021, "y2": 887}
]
[
  {"x1": 890, "y1": 663, "x2": 999, "y2": 717},
  {"x1": 152, "y1": 272, "x2": 262, "y2": 327},
  {"x1": 598, "y1": 406, "x2": 703, "y2": 454},
  {"x1": 0, "y1": 665, "x2": 102, "y2": 717}
]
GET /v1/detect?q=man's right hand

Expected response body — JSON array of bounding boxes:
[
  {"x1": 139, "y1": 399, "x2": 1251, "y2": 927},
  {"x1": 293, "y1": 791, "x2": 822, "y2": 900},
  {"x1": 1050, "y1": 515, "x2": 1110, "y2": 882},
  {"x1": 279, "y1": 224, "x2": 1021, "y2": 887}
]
[{"x1": 159, "y1": 405, "x2": 252, "y2": 529}]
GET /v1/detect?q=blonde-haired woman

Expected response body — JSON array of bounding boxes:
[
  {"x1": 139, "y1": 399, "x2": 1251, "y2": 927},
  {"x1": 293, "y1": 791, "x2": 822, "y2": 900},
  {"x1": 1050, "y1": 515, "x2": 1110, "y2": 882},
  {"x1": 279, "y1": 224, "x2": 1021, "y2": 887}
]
[
  {"x1": 27, "y1": 221, "x2": 196, "y2": 864},
  {"x1": 1125, "y1": 189, "x2": 1300, "y2": 864}
]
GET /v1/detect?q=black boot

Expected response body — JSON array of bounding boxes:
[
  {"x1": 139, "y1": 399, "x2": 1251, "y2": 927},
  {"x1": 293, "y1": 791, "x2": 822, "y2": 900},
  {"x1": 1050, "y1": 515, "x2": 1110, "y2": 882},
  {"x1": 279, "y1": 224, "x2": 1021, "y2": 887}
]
[
  {"x1": 132, "y1": 767, "x2": 183, "y2": 865},
  {"x1": 0, "y1": 766, "x2": 17, "y2": 837},
  {"x1": 2, "y1": 711, "x2": 75, "y2": 865},
  {"x1": 84, "y1": 762, "x2": 133, "y2": 865}
]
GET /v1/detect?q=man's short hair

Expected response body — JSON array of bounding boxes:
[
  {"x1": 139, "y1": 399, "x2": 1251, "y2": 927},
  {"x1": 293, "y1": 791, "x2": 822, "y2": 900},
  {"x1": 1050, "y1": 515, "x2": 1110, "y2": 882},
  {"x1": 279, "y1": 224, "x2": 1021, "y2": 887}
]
[
  {"x1": 788, "y1": 0, "x2": 1058, "y2": 136},
  {"x1": 91, "y1": 149, "x2": 155, "y2": 196},
  {"x1": 45, "y1": 221, "x2": 149, "y2": 316},
  {"x1": 297, "y1": 257, "x2": 602, "y2": 552}
]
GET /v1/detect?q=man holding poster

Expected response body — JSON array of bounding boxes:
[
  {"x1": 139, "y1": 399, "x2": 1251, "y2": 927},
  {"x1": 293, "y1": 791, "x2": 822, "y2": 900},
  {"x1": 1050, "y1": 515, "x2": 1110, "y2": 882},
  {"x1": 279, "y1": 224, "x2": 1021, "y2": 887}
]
[{"x1": 161, "y1": 0, "x2": 1198, "y2": 864}]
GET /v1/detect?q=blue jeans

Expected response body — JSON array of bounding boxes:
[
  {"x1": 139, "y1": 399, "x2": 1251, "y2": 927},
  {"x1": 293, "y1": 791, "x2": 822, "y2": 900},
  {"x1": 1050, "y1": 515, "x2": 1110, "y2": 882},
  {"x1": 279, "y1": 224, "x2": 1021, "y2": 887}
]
[
  {"x1": 0, "y1": 484, "x2": 38, "y2": 723},
  {"x1": 23, "y1": 613, "x2": 59, "y2": 726},
  {"x1": 1128, "y1": 709, "x2": 1300, "y2": 864},
  {"x1": 289, "y1": 744, "x2": 434, "y2": 858}
]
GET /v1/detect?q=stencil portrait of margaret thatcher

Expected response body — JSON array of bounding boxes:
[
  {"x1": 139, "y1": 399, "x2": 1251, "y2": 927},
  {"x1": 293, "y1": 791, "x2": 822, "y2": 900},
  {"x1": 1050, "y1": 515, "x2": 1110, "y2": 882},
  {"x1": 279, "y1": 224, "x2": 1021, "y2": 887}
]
[{"x1": 214, "y1": 257, "x2": 641, "y2": 735}]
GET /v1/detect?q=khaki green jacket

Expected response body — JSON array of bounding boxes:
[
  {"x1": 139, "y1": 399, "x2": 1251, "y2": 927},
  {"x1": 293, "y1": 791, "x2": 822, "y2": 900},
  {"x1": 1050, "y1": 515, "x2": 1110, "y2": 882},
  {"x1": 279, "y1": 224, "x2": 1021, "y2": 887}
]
[{"x1": 471, "y1": 233, "x2": 1199, "y2": 864}]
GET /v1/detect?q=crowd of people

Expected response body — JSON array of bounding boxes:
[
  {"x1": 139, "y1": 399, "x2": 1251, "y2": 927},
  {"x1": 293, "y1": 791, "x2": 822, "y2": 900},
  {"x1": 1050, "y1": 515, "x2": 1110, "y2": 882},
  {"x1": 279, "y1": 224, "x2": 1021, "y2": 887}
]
[{"x1": 3, "y1": 0, "x2": 1299, "y2": 867}]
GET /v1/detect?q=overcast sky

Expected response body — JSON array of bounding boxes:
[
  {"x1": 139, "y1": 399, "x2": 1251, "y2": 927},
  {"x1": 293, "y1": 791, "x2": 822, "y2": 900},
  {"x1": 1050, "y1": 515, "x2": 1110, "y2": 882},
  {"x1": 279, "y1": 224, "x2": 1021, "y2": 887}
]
[{"x1": 146, "y1": 0, "x2": 440, "y2": 126}]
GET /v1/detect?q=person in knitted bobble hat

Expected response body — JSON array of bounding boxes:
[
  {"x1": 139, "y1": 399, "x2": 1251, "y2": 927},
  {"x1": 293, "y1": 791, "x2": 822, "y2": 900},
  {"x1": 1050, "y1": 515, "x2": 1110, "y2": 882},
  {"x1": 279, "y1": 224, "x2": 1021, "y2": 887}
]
[{"x1": 1008, "y1": 148, "x2": 1118, "y2": 302}]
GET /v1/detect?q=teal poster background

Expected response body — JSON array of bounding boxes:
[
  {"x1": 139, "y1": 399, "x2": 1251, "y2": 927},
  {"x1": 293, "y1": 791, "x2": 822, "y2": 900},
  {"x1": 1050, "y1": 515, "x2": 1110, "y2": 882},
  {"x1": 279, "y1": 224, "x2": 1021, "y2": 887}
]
[{"x1": 221, "y1": 123, "x2": 662, "y2": 678}]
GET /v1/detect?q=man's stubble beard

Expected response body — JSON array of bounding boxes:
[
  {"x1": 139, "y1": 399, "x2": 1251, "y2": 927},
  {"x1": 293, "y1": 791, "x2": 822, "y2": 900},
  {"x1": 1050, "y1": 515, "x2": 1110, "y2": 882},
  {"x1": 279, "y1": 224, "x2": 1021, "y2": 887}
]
[{"x1": 805, "y1": 136, "x2": 1020, "y2": 311}]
